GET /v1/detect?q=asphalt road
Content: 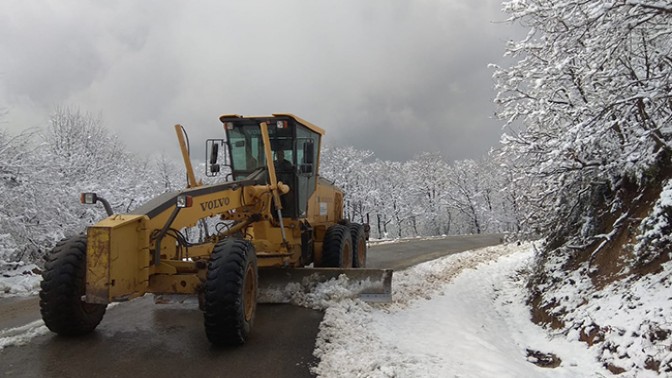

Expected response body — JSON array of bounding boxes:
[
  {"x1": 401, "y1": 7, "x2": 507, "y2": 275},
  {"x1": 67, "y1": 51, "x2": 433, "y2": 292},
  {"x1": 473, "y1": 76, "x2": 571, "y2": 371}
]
[
  {"x1": 0, "y1": 234, "x2": 503, "y2": 378},
  {"x1": 366, "y1": 234, "x2": 503, "y2": 270}
]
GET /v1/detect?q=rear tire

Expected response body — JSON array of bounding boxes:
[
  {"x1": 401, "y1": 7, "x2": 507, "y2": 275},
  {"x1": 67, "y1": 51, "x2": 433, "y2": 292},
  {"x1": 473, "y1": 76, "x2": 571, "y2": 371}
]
[
  {"x1": 204, "y1": 239, "x2": 258, "y2": 346},
  {"x1": 322, "y1": 225, "x2": 353, "y2": 268},
  {"x1": 349, "y1": 223, "x2": 367, "y2": 268},
  {"x1": 39, "y1": 235, "x2": 107, "y2": 336}
]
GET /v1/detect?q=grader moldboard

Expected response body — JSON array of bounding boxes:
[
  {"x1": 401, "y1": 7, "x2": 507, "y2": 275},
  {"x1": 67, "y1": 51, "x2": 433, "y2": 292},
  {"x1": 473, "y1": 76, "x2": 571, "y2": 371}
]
[{"x1": 39, "y1": 114, "x2": 392, "y2": 346}]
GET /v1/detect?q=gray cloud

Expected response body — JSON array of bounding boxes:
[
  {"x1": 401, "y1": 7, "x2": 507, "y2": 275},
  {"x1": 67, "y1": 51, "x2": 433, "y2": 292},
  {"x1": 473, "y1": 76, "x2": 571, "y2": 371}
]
[{"x1": 0, "y1": 0, "x2": 523, "y2": 163}]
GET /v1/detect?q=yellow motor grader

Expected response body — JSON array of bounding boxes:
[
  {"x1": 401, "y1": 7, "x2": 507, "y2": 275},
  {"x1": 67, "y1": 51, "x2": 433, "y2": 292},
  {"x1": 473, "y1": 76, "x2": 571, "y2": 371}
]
[{"x1": 39, "y1": 113, "x2": 391, "y2": 346}]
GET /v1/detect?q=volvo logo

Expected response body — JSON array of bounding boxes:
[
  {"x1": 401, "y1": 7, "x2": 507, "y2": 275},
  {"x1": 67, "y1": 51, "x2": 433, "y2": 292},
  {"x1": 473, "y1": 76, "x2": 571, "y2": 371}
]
[{"x1": 200, "y1": 197, "x2": 231, "y2": 211}]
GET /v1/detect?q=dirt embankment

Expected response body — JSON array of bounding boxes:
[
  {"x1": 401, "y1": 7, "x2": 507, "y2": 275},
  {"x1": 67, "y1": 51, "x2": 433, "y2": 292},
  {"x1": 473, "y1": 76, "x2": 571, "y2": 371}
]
[{"x1": 528, "y1": 172, "x2": 672, "y2": 375}]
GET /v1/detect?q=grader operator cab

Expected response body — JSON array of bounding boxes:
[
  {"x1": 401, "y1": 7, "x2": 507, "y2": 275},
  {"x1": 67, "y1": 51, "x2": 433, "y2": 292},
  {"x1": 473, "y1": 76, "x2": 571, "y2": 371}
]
[{"x1": 39, "y1": 113, "x2": 392, "y2": 346}]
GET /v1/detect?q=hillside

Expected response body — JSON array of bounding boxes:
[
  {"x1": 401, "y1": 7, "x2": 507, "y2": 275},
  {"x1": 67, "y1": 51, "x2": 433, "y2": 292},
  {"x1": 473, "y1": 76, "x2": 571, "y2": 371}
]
[{"x1": 529, "y1": 176, "x2": 672, "y2": 374}]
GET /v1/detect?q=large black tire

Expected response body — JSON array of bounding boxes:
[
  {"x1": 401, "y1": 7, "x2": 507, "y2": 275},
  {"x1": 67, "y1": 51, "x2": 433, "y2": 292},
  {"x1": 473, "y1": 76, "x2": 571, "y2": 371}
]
[
  {"x1": 39, "y1": 235, "x2": 107, "y2": 336},
  {"x1": 203, "y1": 239, "x2": 258, "y2": 346},
  {"x1": 322, "y1": 224, "x2": 353, "y2": 268},
  {"x1": 349, "y1": 223, "x2": 367, "y2": 268}
]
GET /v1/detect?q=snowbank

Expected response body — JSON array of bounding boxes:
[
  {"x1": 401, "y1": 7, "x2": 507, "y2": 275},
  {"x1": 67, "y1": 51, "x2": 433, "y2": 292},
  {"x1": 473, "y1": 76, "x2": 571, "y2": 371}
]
[
  {"x1": 310, "y1": 243, "x2": 613, "y2": 377},
  {"x1": 0, "y1": 261, "x2": 41, "y2": 297}
]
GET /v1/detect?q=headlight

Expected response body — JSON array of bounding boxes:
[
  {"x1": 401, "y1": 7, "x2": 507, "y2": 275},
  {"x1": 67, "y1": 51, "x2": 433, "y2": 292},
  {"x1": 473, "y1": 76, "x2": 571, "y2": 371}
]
[
  {"x1": 176, "y1": 195, "x2": 193, "y2": 208},
  {"x1": 80, "y1": 192, "x2": 98, "y2": 204}
]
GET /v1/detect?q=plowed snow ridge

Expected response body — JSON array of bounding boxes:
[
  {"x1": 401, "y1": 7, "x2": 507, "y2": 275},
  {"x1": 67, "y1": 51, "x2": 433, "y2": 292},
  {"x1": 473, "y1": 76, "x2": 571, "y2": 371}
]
[{"x1": 310, "y1": 243, "x2": 611, "y2": 377}]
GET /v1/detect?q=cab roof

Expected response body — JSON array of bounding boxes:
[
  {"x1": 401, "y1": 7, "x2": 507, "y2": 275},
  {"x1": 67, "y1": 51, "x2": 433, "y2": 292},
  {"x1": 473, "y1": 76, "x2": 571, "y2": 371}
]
[{"x1": 218, "y1": 113, "x2": 325, "y2": 136}]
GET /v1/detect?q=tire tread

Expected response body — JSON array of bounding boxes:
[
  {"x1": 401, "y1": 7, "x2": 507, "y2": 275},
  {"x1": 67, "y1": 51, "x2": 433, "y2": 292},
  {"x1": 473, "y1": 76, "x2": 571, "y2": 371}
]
[{"x1": 39, "y1": 235, "x2": 107, "y2": 336}]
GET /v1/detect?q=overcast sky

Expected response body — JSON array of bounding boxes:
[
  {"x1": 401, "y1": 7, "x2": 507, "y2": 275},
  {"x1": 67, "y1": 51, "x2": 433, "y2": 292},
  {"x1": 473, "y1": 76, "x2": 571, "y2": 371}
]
[{"x1": 0, "y1": 0, "x2": 522, "y2": 163}]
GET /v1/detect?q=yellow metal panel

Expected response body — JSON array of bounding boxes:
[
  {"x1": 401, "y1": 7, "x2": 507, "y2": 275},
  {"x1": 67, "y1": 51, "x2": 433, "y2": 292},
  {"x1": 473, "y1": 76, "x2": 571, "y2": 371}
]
[
  {"x1": 308, "y1": 179, "x2": 341, "y2": 224},
  {"x1": 86, "y1": 227, "x2": 110, "y2": 304},
  {"x1": 85, "y1": 215, "x2": 150, "y2": 303},
  {"x1": 257, "y1": 256, "x2": 294, "y2": 268},
  {"x1": 141, "y1": 187, "x2": 247, "y2": 232},
  {"x1": 251, "y1": 221, "x2": 298, "y2": 251}
]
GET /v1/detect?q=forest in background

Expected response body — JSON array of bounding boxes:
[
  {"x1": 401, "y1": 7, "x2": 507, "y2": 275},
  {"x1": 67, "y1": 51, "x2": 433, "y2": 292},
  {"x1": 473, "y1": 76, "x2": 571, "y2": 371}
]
[{"x1": 0, "y1": 106, "x2": 525, "y2": 267}]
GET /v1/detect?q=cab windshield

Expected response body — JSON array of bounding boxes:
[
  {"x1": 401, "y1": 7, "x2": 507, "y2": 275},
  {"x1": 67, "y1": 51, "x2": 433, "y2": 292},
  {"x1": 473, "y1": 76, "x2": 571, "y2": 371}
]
[
  {"x1": 222, "y1": 117, "x2": 320, "y2": 218},
  {"x1": 227, "y1": 124, "x2": 265, "y2": 180},
  {"x1": 225, "y1": 120, "x2": 295, "y2": 181}
]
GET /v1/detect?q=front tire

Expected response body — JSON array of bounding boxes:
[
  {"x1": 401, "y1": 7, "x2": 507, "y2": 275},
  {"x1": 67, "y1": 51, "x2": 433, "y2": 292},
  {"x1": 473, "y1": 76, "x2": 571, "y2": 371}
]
[
  {"x1": 349, "y1": 223, "x2": 367, "y2": 268},
  {"x1": 204, "y1": 239, "x2": 258, "y2": 346},
  {"x1": 322, "y1": 224, "x2": 353, "y2": 268},
  {"x1": 39, "y1": 235, "x2": 107, "y2": 336}
]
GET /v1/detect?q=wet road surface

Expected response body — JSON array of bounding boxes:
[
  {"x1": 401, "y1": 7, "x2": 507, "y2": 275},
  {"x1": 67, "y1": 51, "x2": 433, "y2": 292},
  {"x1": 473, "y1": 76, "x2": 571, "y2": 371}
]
[{"x1": 0, "y1": 234, "x2": 503, "y2": 377}]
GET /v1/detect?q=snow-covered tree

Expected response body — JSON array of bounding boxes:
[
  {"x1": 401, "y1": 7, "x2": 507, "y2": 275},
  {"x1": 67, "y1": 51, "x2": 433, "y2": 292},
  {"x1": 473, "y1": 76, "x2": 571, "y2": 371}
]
[
  {"x1": 444, "y1": 160, "x2": 485, "y2": 234},
  {"x1": 493, "y1": 153, "x2": 539, "y2": 237},
  {"x1": 494, "y1": 0, "x2": 672, "y2": 248},
  {"x1": 320, "y1": 145, "x2": 376, "y2": 223},
  {"x1": 0, "y1": 128, "x2": 39, "y2": 262},
  {"x1": 378, "y1": 160, "x2": 414, "y2": 238},
  {"x1": 406, "y1": 152, "x2": 451, "y2": 236},
  {"x1": 494, "y1": 1, "x2": 672, "y2": 372},
  {"x1": 320, "y1": 145, "x2": 517, "y2": 239},
  {"x1": 0, "y1": 107, "x2": 183, "y2": 264}
]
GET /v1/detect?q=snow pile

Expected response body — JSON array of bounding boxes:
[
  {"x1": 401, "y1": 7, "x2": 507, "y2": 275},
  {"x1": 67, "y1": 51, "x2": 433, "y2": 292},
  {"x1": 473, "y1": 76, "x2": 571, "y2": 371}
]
[
  {"x1": 258, "y1": 242, "x2": 520, "y2": 310},
  {"x1": 0, "y1": 261, "x2": 41, "y2": 296},
  {"x1": 258, "y1": 275, "x2": 370, "y2": 309},
  {"x1": 386, "y1": 242, "x2": 521, "y2": 308},
  {"x1": 311, "y1": 243, "x2": 612, "y2": 377},
  {"x1": 0, "y1": 320, "x2": 49, "y2": 351}
]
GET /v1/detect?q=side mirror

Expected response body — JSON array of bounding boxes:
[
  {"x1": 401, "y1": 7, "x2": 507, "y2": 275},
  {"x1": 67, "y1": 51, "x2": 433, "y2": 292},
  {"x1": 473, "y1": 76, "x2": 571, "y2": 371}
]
[
  {"x1": 210, "y1": 143, "x2": 219, "y2": 164},
  {"x1": 206, "y1": 139, "x2": 227, "y2": 177}
]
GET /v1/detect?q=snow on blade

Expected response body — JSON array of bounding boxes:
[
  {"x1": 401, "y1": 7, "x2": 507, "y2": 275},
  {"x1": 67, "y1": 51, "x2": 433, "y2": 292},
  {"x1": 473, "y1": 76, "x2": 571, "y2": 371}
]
[{"x1": 259, "y1": 273, "x2": 383, "y2": 309}]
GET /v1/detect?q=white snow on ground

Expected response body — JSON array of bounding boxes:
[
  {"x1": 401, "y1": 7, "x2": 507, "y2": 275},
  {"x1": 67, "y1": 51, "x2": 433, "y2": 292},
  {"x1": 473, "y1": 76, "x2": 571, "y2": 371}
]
[
  {"x1": 0, "y1": 261, "x2": 50, "y2": 351},
  {"x1": 308, "y1": 243, "x2": 615, "y2": 377},
  {"x1": 537, "y1": 252, "x2": 672, "y2": 375},
  {"x1": 0, "y1": 320, "x2": 49, "y2": 351},
  {"x1": 0, "y1": 261, "x2": 41, "y2": 296}
]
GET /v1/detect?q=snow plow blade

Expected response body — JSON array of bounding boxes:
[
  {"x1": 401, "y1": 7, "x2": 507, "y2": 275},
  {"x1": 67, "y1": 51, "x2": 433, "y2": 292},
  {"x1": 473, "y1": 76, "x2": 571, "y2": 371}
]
[{"x1": 258, "y1": 268, "x2": 393, "y2": 304}]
